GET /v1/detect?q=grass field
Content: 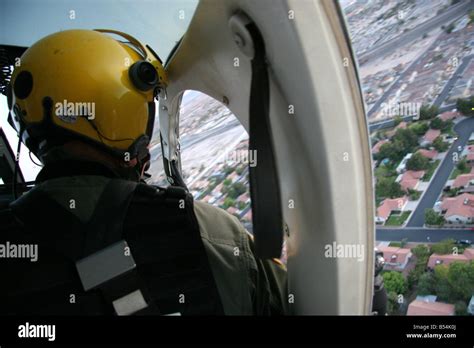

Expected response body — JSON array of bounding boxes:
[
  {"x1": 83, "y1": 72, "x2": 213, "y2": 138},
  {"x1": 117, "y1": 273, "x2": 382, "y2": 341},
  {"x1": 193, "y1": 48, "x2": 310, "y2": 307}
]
[
  {"x1": 422, "y1": 160, "x2": 441, "y2": 182},
  {"x1": 449, "y1": 165, "x2": 471, "y2": 180},
  {"x1": 386, "y1": 211, "x2": 412, "y2": 226}
]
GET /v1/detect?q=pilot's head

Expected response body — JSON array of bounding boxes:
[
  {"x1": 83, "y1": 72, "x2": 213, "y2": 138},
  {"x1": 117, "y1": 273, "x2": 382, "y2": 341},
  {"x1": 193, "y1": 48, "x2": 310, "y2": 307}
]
[{"x1": 7, "y1": 29, "x2": 167, "y2": 179}]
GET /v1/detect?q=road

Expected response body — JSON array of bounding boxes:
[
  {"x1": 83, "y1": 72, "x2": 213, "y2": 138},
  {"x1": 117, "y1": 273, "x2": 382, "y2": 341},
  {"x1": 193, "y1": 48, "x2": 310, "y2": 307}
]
[
  {"x1": 358, "y1": 0, "x2": 474, "y2": 63},
  {"x1": 368, "y1": 104, "x2": 456, "y2": 132},
  {"x1": 432, "y1": 54, "x2": 474, "y2": 107},
  {"x1": 150, "y1": 118, "x2": 242, "y2": 162},
  {"x1": 366, "y1": 37, "x2": 438, "y2": 117},
  {"x1": 406, "y1": 117, "x2": 474, "y2": 227},
  {"x1": 367, "y1": 54, "x2": 473, "y2": 132},
  {"x1": 377, "y1": 227, "x2": 473, "y2": 242}
]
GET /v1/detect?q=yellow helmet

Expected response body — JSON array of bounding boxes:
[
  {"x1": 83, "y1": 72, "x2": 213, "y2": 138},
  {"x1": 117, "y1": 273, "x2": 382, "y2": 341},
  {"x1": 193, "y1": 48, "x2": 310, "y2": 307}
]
[{"x1": 7, "y1": 29, "x2": 167, "y2": 163}]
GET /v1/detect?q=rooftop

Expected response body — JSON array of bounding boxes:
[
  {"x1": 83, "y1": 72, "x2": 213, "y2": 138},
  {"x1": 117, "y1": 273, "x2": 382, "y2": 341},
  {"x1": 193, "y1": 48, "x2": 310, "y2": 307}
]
[
  {"x1": 441, "y1": 193, "x2": 474, "y2": 219},
  {"x1": 377, "y1": 196, "x2": 408, "y2": 220},
  {"x1": 428, "y1": 248, "x2": 474, "y2": 269},
  {"x1": 407, "y1": 300, "x2": 455, "y2": 316},
  {"x1": 422, "y1": 129, "x2": 441, "y2": 143},
  {"x1": 399, "y1": 170, "x2": 425, "y2": 192}
]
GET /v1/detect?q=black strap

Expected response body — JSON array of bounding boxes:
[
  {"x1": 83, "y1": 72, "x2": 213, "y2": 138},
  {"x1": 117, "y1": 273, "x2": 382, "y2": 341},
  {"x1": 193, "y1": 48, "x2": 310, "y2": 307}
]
[
  {"x1": 83, "y1": 179, "x2": 137, "y2": 255},
  {"x1": 246, "y1": 21, "x2": 283, "y2": 259}
]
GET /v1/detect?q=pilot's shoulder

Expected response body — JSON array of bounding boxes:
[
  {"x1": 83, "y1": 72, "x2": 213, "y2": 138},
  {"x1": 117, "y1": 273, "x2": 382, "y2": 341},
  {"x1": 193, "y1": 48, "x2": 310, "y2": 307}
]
[{"x1": 193, "y1": 200, "x2": 248, "y2": 245}]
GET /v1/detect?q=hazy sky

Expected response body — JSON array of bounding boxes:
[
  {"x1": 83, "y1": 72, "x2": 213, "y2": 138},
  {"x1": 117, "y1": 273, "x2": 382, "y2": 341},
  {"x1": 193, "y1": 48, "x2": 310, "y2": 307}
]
[{"x1": 0, "y1": 0, "x2": 198, "y2": 60}]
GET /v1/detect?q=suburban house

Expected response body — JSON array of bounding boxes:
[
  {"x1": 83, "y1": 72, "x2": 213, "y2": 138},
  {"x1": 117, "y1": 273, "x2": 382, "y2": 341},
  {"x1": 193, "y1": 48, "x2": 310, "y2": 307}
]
[
  {"x1": 420, "y1": 129, "x2": 441, "y2": 146},
  {"x1": 371, "y1": 139, "x2": 389, "y2": 155},
  {"x1": 440, "y1": 193, "x2": 474, "y2": 224},
  {"x1": 428, "y1": 248, "x2": 474, "y2": 269},
  {"x1": 416, "y1": 149, "x2": 438, "y2": 160},
  {"x1": 438, "y1": 110, "x2": 460, "y2": 122},
  {"x1": 407, "y1": 297, "x2": 455, "y2": 316},
  {"x1": 396, "y1": 170, "x2": 425, "y2": 192},
  {"x1": 452, "y1": 170, "x2": 474, "y2": 191},
  {"x1": 236, "y1": 193, "x2": 251, "y2": 204},
  {"x1": 396, "y1": 153, "x2": 413, "y2": 174},
  {"x1": 377, "y1": 245, "x2": 412, "y2": 271},
  {"x1": 376, "y1": 196, "x2": 408, "y2": 225}
]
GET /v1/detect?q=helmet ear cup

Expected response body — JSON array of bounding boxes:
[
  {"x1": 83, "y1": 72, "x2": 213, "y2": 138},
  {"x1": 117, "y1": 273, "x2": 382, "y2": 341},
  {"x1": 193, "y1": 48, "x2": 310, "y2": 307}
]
[{"x1": 128, "y1": 61, "x2": 159, "y2": 91}]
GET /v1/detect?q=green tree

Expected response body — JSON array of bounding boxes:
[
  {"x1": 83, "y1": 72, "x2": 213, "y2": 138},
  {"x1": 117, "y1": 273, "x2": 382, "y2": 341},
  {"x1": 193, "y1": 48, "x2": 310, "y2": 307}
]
[
  {"x1": 223, "y1": 165, "x2": 234, "y2": 176},
  {"x1": 406, "y1": 152, "x2": 429, "y2": 171},
  {"x1": 431, "y1": 239, "x2": 457, "y2": 255},
  {"x1": 407, "y1": 188, "x2": 421, "y2": 200},
  {"x1": 374, "y1": 164, "x2": 397, "y2": 179},
  {"x1": 407, "y1": 244, "x2": 432, "y2": 290},
  {"x1": 446, "y1": 187, "x2": 461, "y2": 197},
  {"x1": 393, "y1": 115, "x2": 403, "y2": 127},
  {"x1": 383, "y1": 271, "x2": 407, "y2": 295},
  {"x1": 237, "y1": 201, "x2": 246, "y2": 210},
  {"x1": 446, "y1": 261, "x2": 474, "y2": 302},
  {"x1": 412, "y1": 244, "x2": 431, "y2": 259},
  {"x1": 430, "y1": 117, "x2": 444, "y2": 130},
  {"x1": 432, "y1": 261, "x2": 474, "y2": 304},
  {"x1": 455, "y1": 301, "x2": 468, "y2": 315},
  {"x1": 393, "y1": 128, "x2": 419, "y2": 152},
  {"x1": 433, "y1": 265, "x2": 451, "y2": 301},
  {"x1": 425, "y1": 208, "x2": 444, "y2": 226},
  {"x1": 456, "y1": 97, "x2": 474, "y2": 116},
  {"x1": 456, "y1": 159, "x2": 468, "y2": 173},
  {"x1": 387, "y1": 291, "x2": 401, "y2": 315},
  {"x1": 376, "y1": 134, "x2": 417, "y2": 162},
  {"x1": 223, "y1": 197, "x2": 235, "y2": 209},
  {"x1": 433, "y1": 136, "x2": 448, "y2": 152},
  {"x1": 235, "y1": 166, "x2": 245, "y2": 175},
  {"x1": 417, "y1": 272, "x2": 436, "y2": 295},
  {"x1": 377, "y1": 142, "x2": 400, "y2": 161},
  {"x1": 409, "y1": 122, "x2": 429, "y2": 136},
  {"x1": 419, "y1": 105, "x2": 439, "y2": 120},
  {"x1": 376, "y1": 177, "x2": 404, "y2": 199},
  {"x1": 227, "y1": 182, "x2": 247, "y2": 199}
]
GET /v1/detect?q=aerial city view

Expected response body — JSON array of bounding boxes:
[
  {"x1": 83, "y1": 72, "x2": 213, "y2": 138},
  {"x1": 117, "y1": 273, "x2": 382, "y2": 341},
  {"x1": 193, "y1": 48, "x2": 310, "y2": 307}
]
[
  {"x1": 348, "y1": 0, "x2": 474, "y2": 316},
  {"x1": 146, "y1": 0, "x2": 474, "y2": 316}
]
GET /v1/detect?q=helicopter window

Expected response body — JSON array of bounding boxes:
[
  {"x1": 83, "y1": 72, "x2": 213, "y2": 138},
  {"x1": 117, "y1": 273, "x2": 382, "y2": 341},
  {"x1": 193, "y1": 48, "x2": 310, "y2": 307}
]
[
  {"x1": 0, "y1": 96, "x2": 42, "y2": 182},
  {"x1": 176, "y1": 90, "x2": 253, "y2": 232}
]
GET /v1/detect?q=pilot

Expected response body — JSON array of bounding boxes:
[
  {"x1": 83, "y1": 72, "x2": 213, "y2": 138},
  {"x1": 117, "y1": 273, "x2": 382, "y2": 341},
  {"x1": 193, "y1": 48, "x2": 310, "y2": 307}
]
[{"x1": 1, "y1": 29, "x2": 288, "y2": 315}]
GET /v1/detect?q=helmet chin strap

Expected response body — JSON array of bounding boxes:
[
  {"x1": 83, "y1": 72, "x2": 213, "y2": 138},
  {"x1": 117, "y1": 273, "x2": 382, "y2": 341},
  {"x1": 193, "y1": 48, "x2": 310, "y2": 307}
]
[{"x1": 12, "y1": 125, "x2": 25, "y2": 199}]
